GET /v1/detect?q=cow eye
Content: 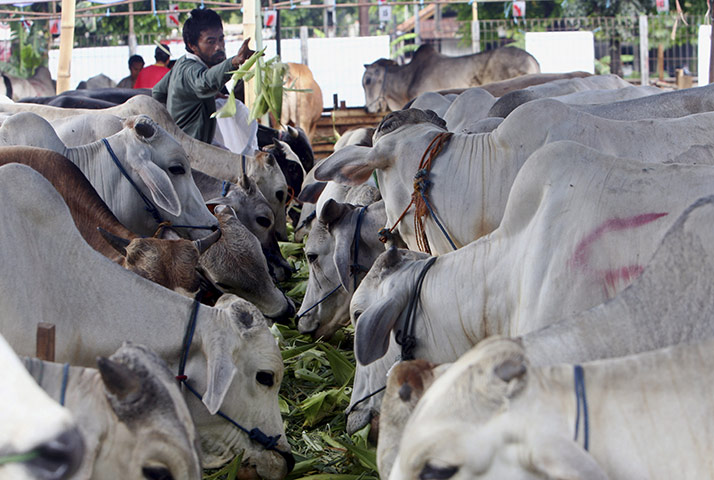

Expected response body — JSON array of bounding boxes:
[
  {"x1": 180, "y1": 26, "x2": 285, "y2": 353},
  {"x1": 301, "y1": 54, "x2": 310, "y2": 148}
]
[
  {"x1": 142, "y1": 466, "x2": 175, "y2": 480},
  {"x1": 352, "y1": 310, "x2": 363, "y2": 322},
  {"x1": 306, "y1": 253, "x2": 318, "y2": 264},
  {"x1": 419, "y1": 463, "x2": 458, "y2": 480},
  {"x1": 256, "y1": 216, "x2": 272, "y2": 228},
  {"x1": 256, "y1": 371, "x2": 275, "y2": 387},
  {"x1": 168, "y1": 165, "x2": 186, "y2": 175},
  {"x1": 365, "y1": 77, "x2": 371, "y2": 85}
]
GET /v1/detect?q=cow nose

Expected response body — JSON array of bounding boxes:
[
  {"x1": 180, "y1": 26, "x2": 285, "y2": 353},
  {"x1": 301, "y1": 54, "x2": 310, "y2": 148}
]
[
  {"x1": 269, "y1": 295, "x2": 296, "y2": 325},
  {"x1": 27, "y1": 427, "x2": 85, "y2": 480}
]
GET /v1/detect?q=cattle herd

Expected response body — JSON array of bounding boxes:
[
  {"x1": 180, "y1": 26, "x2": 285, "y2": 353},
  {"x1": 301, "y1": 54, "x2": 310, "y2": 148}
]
[{"x1": 3, "y1": 45, "x2": 714, "y2": 480}]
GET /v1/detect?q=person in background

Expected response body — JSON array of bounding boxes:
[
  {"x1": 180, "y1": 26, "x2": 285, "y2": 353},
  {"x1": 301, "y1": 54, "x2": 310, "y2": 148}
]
[
  {"x1": 134, "y1": 44, "x2": 171, "y2": 89},
  {"x1": 117, "y1": 54, "x2": 144, "y2": 89},
  {"x1": 152, "y1": 8, "x2": 255, "y2": 144}
]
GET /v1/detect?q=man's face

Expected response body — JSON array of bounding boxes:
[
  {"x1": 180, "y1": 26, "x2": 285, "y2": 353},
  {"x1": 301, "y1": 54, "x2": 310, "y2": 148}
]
[
  {"x1": 130, "y1": 61, "x2": 144, "y2": 79},
  {"x1": 190, "y1": 27, "x2": 227, "y2": 67}
]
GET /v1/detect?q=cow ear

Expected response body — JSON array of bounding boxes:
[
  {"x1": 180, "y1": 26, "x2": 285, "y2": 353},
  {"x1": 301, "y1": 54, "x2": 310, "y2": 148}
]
[
  {"x1": 314, "y1": 145, "x2": 379, "y2": 185},
  {"x1": 97, "y1": 356, "x2": 142, "y2": 404},
  {"x1": 202, "y1": 336, "x2": 238, "y2": 415},
  {"x1": 527, "y1": 435, "x2": 608, "y2": 480},
  {"x1": 297, "y1": 181, "x2": 327, "y2": 204},
  {"x1": 354, "y1": 287, "x2": 411, "y2": 365},
  {"x1": 133, "y1": 160, "x2": 182, "y2": 217}
]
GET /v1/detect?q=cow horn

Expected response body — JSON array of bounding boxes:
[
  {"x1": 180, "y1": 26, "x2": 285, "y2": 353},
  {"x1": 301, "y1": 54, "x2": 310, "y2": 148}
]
[
  {"x1": 98, "y1": 227, "x2": 130, "y2": 257},
  {"x1": 240, "y1": 173, "x2": 252, "y2": 192},
  {"x1": 286, "y1": 125, "x2": 299, "y2": 139},
  {"x1": 194, "y1": 228, "x2": 222, "y2": 254}
]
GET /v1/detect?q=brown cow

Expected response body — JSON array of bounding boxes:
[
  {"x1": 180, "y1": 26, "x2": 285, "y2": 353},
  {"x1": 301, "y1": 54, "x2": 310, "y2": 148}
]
[
  {"x1": 281, "y1": 62, "x2": 323, "y2": 141},
  {"x1": 0, "y1": 145, "x2": 219, "y2": 295}
]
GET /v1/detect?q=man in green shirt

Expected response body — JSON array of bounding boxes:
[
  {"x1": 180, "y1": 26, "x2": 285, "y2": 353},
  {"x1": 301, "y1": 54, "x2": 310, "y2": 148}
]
[{"x1": 152, "y1": 8, "x2": 254, "y2": 143}]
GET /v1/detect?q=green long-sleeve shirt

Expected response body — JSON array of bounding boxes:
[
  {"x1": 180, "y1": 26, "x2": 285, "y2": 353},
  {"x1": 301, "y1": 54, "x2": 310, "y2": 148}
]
[{"x1": 152, "y1": 53, "x2": 234, "y2": 144}]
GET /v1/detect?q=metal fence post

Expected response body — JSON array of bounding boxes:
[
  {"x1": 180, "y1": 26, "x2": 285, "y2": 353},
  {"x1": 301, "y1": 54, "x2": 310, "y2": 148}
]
[{"x1": 639, "y1": 15, "x2": 649, "y2": 86}]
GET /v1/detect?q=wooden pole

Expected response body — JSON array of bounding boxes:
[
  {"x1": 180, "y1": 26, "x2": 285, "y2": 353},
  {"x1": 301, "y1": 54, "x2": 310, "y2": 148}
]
[
  {"x1": 471, "y1": 1, "x2": 479, "y2": 53},
  {"x1": 56, "y1": 0, "x2": 75, "y2": 94},
  {"x1": 128, "y1": 0, "x2": 137, "y2": 54},
  {"x1": 243, "y1": 0, "x2": 257, "y2": 110},
  {"x1": 36, "y1": 323, "x2": 55, "y2": 362},
  {"x1": 638, "y1": 15, "x2": 649, "y2": 86}
]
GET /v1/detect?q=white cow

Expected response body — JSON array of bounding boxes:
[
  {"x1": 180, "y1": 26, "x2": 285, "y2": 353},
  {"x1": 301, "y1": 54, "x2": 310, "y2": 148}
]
[
  {"x1": 0, "y1": 112, "x2": 217, "y2": 240},
  {"x1": 0, "y1": 333, "x2": 83, "y2": 480},
  {"x1": 23, "y1": 343, "x2": 202, "y2": 480},
  {"x1": 297, "y1": 199, "x2": 388, "y2": 339},
  {"x1": 316, "y1": 103, "x2": 714, "y2": 254},
  {"x1": 485, "y1": 73, "x2": 632, "y2": 117},
  {"x1": 0, "y1": 163, "x2": 292, "y2": 476},
  {"x1": 347, "y1": 141, "x2": 714, "y2": 430},
  {"x1": 390, "y1": 335, "x2": 714, "y2": 480},
  {"x1": 378, "y1": 192, "x2": 714, "y2": 478}
]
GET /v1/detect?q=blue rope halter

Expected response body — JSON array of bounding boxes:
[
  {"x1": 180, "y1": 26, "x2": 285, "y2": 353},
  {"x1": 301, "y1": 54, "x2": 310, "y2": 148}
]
[
  {"x1": 59, "y1": 363, "x2": 70, "y2": 406},
  {"x1": 102, "y1": 138, "x2": 164, "y2": 225},
  {"x1": 573, "y1": 365, "x2": 589, "y2": 451},
  {"x1": 175, "y1": 292, "x2": 295, "y2": 472},
  {"x1": 102, "y1": 138, "x2": 216, "y2": 233}
]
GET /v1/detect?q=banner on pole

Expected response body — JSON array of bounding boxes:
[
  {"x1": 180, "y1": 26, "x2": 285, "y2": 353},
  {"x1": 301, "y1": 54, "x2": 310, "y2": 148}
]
[
  {"x1": 263, "y1": 9, "x2": 277, "y2": 27},
  {"x1": 166, "y1": 4, "x2": 179, "y2": 28},
  {"x1": 513, "y1": 1, "x2": 525, "y2": 17}
]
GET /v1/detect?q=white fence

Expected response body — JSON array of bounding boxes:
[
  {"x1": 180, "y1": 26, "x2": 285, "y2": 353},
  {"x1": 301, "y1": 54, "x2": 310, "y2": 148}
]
[{"x1": 48, "y1": 35, "x2": 390, "y2": 108}]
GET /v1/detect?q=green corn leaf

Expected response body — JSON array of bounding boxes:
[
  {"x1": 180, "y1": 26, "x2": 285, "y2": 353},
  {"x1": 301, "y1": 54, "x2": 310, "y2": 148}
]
[
  {"x1": 210, "y1": 90, "x2": 237, "y2": 119},
  {"x1": 319, "y1": 344, "x2": 355, "y2": 386}
]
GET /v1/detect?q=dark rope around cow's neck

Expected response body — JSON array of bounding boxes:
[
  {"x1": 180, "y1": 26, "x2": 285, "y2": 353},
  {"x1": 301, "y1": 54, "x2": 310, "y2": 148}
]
[{"x1": 395, "y1": 256, "x2": 437, "y2": 361}]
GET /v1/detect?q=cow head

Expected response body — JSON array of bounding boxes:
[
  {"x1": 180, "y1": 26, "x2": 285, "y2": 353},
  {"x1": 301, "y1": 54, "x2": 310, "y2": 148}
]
[
  {"x1": 189, "y1": 295, "x2": 292, "y2": 477},
  {"x1": 362, "y1": 59, "x2": 396, "y2": 113},
  {"x1": 96, "y1": 342, "x2": 202, "y2": 480},
  {"x1": 390, "y1": 337, "x2": 608, "y2": 480},
  {"x1": 245, "y1": 151, "x2": 290, "y2": 243},
  {"x1": 199, "y1": 205, "x2": 295, "y2": 321},
  {"x1": 99, "y1": 227, "x2": 221, "y2": 296},
  {"x1": 351, "y1": 246, "x2": 431, "y2": 365},
  {"x1": 298, "y1": 199, "x2": 387, "y2": 339},
  {"x1": 378, "y1": 359, "x2": 450, "y2": 480},
  {"x1": 118, "y1": 114, "x2": 218, "y2": 239},
  {"x1": 263, "y1": 138, "x2": 305, "y2": 203},
  {"x1": 374, "y1": 108, "x2": 446, "y2": 142},
  {"x1": 1, "y1": 333, "x2": 83, "y2": 480}
]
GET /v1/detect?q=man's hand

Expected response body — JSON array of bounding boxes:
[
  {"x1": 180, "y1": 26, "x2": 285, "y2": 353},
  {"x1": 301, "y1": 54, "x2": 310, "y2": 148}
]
[{"x1": 232, "y1": 38, "x2": 257, "y2": 68}]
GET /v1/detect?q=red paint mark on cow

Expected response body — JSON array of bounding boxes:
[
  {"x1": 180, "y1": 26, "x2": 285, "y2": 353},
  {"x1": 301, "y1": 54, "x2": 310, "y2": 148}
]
[
  {"x1": 571, "y1": 213, "x2": 668, "y2": 269},
  {"x1": 603, "y1": 265, "x2": 645, "y2": 293}
]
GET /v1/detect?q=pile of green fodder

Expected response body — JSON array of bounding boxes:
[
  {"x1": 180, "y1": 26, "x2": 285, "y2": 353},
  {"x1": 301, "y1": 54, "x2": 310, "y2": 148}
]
[{"x1": 204, "y1": 224, "x2": 378, "y2": 480}]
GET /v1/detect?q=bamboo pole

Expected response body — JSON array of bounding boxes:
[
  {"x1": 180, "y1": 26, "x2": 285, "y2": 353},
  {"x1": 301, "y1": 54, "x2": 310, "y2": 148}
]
[
  {"x1": 243, "y1": 0, "x2": 257, "y2": 110},
  {"x1": 56, "y1": 0, "x2": 75, "y2": 93}
]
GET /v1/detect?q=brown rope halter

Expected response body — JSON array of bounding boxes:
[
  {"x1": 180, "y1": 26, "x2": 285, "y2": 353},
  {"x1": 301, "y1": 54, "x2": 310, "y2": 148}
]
[{"x1": 379, "y1": 131, "x2": 453, "y2": 253}]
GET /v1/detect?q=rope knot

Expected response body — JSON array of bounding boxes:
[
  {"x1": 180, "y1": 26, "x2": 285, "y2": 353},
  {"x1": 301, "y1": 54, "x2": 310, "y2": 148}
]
[
  {"x1": 249, "y1": 428, "x2": 281, "y2": 450},
  {"x1": 378, "y1": 228, "x2": 392, "y2": 244},
  {"x1": 396, "y1": 332, "x2": 417, "y2": 361}
]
